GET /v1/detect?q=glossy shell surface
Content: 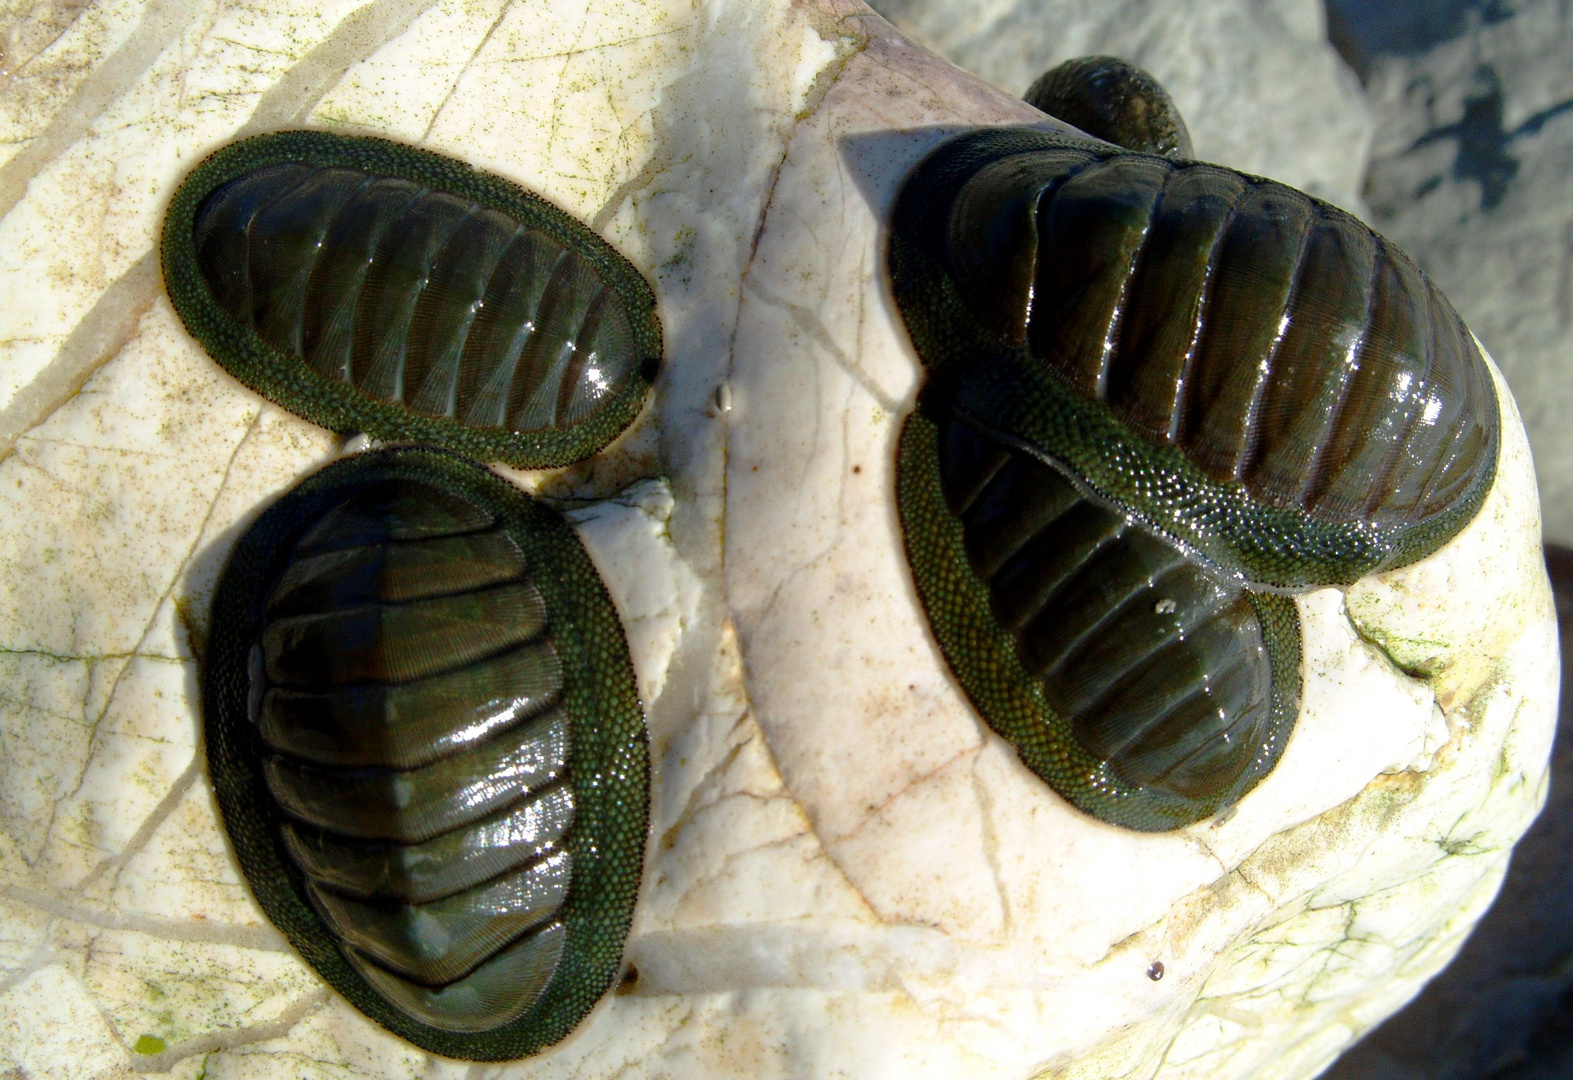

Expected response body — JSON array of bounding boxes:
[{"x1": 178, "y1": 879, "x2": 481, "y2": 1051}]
[
  {"x1": 930, "y1": 414, "x2": 1299, "y2": 824},
  {"x1": 162, "y1": 132, "x2": 662, "y2": 468},
  {"x1": 891, "y1": 127, "x2": 1500, "y2": 591},
  {"x1": 900, "y1": 406, "x2": 1301, "y2": 829},
  {"x1": 204, "y1": 447, "x2": 647, "y2": 1059},
  {"x1": 1024, "y1": 55, "x2": 1193, "y2": 160},
  {"x1": 889, "y1": 124, "x2": 1498, "y2": 829}
]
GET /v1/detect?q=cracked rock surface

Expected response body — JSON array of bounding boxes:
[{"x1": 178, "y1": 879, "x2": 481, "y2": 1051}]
[
  {"x1": 0, "y1": 1, "x2": 1557, "y2": 1078},
  {"x1": 1325, "y1": 548, "x2": 1573, "y2": 1080}
]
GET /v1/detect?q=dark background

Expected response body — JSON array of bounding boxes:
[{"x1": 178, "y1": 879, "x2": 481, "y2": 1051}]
[{"x1": 1325, "y1": 0, "x2": 1517, "y2": 79}]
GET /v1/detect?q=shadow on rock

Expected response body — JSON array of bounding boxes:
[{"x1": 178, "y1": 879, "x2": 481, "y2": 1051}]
[{"x1": 1325, "y1": 0, "x2": 1514, "y2": 80}]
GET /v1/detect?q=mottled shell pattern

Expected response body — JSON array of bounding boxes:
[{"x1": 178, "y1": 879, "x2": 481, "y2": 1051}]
[
  {"x1": 889, "y1": 59, "x2": 1499, "y2": 830},
  {"x1": 163, "y1": 131, "x2": 661, "y2": 469},
  {"x1": 165, "y1": 133, "x2": 656, "y2": 1059}
]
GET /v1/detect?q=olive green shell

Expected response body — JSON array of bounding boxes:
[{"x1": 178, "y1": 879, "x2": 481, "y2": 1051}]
[
  {"x1": 162, "y1": 131, "x2": 661, "y2": 468},
  {"x1": 890, "y1": 127, "x2": 1498, "y2": 591},
  {"x1": 902, "y1": 406, "x2": 1301, "y2": 830},
  {"x1": 204, "y1": 447, "x2": 647, "y2": 1059},
  {"x1": 1025, "y1": 55, "x2": 1193, "y2": 160},
  {"x1": 889, "y1": 123, "x2": 1497, "y2": 829}
]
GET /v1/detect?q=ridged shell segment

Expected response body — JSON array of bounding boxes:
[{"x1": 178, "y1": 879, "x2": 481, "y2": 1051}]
[
  {"x1": 883, "y1": 125, "x2": 1501, "y2": 828},
  {"x1": 162, "y1": 132, "x2": 661, "y2": 468},
  {"x1": 947, "y1": 147, "x2": 1497, "y2": 542},
  {"x1": 895, "y1": 406, "x2": 1300, "y2": 830},
  {"x1": 253, "y1": 478, "x2": 574, "y2": 1033},
  {"x1": 939, "y1": 417, "x2": 1292, "y2": 804},
  {"x1": 890, "y1": 127, "x2": 1498, "y2": 590},
  {"x1": 196, "y1": 165, "x2": 636, "y2": 435},
  {"x1": 204, "y1": 448, "x2": 646, "y2": 1059}
]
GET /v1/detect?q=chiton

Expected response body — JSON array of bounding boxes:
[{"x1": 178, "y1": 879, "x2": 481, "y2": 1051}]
[
  {"x1": 890, "y1": 126, "x2": 1499, "y2": 591},
  {"x1": 911, "y1": 411, "x2": 1301, "y2": 827},
  {"x1": 162, "y1": 131, "x2": 661, "y2": 468},
  {"x1": 1024, "y1": 55, "x2": 1193, "y2": 162},
  {"x1": 888, "y1": 73, "x2": 1498, "y2": 827},
  {"x1": 204, "y1": 446, "x2": 647, "y2": 1058}
]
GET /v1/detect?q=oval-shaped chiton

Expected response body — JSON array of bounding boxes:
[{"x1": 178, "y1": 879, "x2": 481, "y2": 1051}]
[
  {"x1": 162, "y1": 131, "x2": 662, "y2": 468},
  {"x1": 901, "y1": 408, "x2": 1301, "y2": 829},
  {"x1": 1023, "y1": 55, "x2": 1194, "y2": 162},
  {"x1": 889, "y1": 122, "x2": 1498, "y2": 829},
  {"x1": 890, "y1": 126, "x2": 1499, "y2": 591},
  {"x1": 204, "y1": 446, "x2": 647, "y2": 1058}
]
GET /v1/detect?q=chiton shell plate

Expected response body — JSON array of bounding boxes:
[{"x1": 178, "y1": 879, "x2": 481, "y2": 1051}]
[
  {"x1": 1, "y1": 4, "x2": 1557, "y2": 1075},
  {"x1": 888, "y1": 123, "x2": 1500, "y2": 829},
  {"x1": 911, "y1": 410, "x2": 1302, "y2": 830},
  {"x1": 204, "y1": 446, "x2": 647, "y2": 1060},
  {"x1": 162, "y1": 131, "x2": 662, "y2": 469},
  {"x1": 890, "y1": 126, "x2": 1500, "y2": 592}
]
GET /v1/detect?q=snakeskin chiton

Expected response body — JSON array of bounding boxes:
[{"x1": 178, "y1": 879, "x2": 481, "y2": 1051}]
[
  {"x1": 162, "y1": 131, "x2": 661, "y2": 468},
  {"x1": 167, "y1": 133, "x2": 655, "y2": 1058},
  {"x1": 203, "y1": 447, "x2": 646, "y2": 1059},
  {"x1": 888, "y1": 98, "x2": 1499, "y2": 829}
]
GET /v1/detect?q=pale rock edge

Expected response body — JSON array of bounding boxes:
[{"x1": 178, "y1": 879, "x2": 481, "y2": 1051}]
[{"x1": 0, "y1": 1, "x2": 1555, "y2": 1079}]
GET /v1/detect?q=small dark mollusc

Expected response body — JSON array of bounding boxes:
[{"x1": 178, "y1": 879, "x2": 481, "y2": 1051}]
[
  {"x1": 163, "y1": 131, "x2": 661, "y2": 468},
  {"x1": 204, "y1": 446, "x2": 647, "y2": 1058},
  {"x1": 892, "y1": 128, "x2": 1498, "y2": 590},
  {"x1": 1024, "y1": 55, "x2": 1194, "y2": 161},
  {"x1": 889, "y1": 58, "x2": 1497, "y2": 829}
]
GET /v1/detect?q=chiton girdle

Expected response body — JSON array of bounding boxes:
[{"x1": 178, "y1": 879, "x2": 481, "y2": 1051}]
[
  {"x1": 162, "y1": 131, "x2": 662, "y2": 469},
  {"x1": 203, "y1": 446, "x2": 648, "y2": 1059}
]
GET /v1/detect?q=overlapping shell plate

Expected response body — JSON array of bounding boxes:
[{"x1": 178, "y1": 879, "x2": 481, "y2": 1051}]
[
  {"x1": 895, "y1": 127, "x2": 1500, "y2": 592},
  {"x1": 931, "y1": 414, "x2": 1300, "y2": 819},
  {"x1": 888, "y1": 125, "x2": 1500, "y2": 830},
  {"x1": 204, "y1": 447, "x2": 647, "y2": 1060},
  {"x1": 161, "y1": 131, "x2": 663, "y2": 469}
]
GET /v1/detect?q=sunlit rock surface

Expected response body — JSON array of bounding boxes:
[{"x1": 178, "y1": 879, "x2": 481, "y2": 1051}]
[{"x1": 0, "y1": 2, "x2": 1556, "y2": 1079}]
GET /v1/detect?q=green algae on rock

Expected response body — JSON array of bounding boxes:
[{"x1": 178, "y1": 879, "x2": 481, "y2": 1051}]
[
  {"x1": 203, "y1": 446, "x2": 647, "y2": 1059},
  {"x1": 162, "y1": 131, "x2": 662, "y2": 469}
]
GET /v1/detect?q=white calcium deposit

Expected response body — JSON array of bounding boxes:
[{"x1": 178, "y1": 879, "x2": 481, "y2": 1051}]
[{"x1": 0, "y1": 1, "x2": 1557, "y2": 1079}]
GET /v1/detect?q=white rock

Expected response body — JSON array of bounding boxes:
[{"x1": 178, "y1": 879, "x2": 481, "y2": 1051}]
[{"x1": 0, "y1": 2, "x2": 1555, "y2": 1079}]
